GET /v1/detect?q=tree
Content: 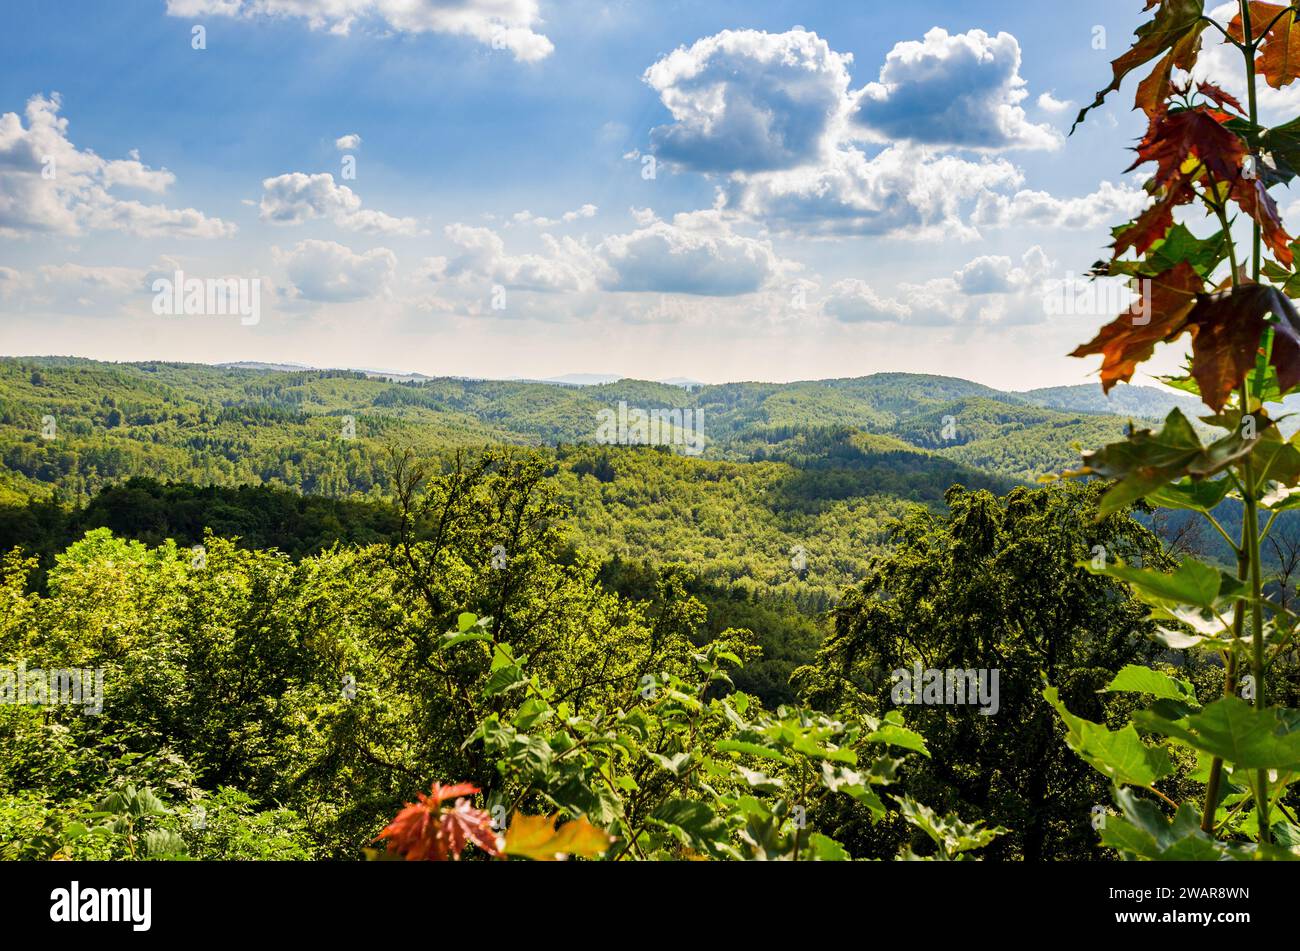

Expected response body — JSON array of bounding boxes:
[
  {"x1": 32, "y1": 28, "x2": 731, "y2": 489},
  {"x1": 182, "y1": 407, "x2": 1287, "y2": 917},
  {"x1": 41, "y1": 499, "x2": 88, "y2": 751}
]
[{"x1": 794, "y1": 482, "x2": 1172, "y2": 859}]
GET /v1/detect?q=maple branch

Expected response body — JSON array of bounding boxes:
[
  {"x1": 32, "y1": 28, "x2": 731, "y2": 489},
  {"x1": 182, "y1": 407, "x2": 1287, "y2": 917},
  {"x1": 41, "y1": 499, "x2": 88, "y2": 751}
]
[
  {"x1": 1252, "y1": 4, "x2": 1300, "y2": 49},
  {"x1": 1200, "y1": 15, "x2": 1247, "y2": 51}
]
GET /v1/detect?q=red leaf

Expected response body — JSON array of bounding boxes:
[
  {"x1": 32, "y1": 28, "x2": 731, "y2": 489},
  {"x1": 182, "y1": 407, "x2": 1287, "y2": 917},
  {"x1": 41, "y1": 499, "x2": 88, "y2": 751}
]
[
  {"x1": 1195, "y1": 81, "x2": 1245, "y2": 114},
  {"x1": 1070, "y1": 262, "x2": 1204, "y2": 392},
  {"x1": 1187, "y1": 285, "x2": 1300, "y2": 410},
  {"x1": 374, "y1": 782, "x2": 502, "y2": 861},
  {"x1": 1073, "y1": 0, "x2": 1207, "y2": 131}
]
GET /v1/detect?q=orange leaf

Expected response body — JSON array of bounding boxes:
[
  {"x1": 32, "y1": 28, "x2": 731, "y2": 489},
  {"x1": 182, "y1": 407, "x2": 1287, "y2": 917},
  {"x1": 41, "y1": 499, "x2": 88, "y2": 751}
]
[
  {"x1": 503, "y1": 812, "x2": 613, "y2": 861},
  {"x1": 1071, "y1": 262, "x2": 1204, "y2": 392}
]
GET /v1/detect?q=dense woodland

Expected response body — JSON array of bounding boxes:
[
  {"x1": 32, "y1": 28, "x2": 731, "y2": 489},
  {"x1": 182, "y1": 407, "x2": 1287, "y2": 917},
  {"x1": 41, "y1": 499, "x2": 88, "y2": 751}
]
[{"x1": 1, "y1": 357, "x2": 1298, "y2": 861}]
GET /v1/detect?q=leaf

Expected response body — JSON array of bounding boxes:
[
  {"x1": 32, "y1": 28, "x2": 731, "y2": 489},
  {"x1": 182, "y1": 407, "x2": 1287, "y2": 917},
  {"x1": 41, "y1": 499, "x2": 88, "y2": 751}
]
[
  {"x1": 374, "y1": 783, "x2": 502, "y2": 861},
  {"x1": 892, "y1": 795, "x2": 1006, "y2": 858},
  {"x1": 648, "y1": 799, "x2": 731, "y2": 854},
  {"x1": 866, "y1": 722, "x2": 930, "y2": 757},
  {"x1": 440, "y1": 631, "x2": 493, "y2": 650},
  {"x1": 714, "y1": 739, "x2": 793, "y2": 764},
  {"x1": 1082, "y1": 556, "x2": 1221, "y2": 608},
  {"x1": 457, "y1": 612, "x2": 478, "y2": 632},
  {"x1": 1102, "y1": 664, "x2": 1199, "y2": 704},
  {"x1": 1073, "y1": 0, "x2": 1207, "y2": 132},
  {"x1": 503, "y1": 813, "x2": 612, "y2": 861},
  {"x1": 1187, "y1": 285, "x2": 1300, "y2": 409},
  {"x1": 1105, "y1": 224, "x2": 1228, "y2": 279},
  {"x1": 1135, "y1": 694, "x2": 1300, "y2": 770},
  {"x1": 1070, "y1": 263, "x2": 1202, "y2": 394},
  {"x1": 804, "y1": 833, "x2": 850, "y2": 861},
  {"x1": 1099, "y1": 787, "x2": 1224, "y2": 860},
  {"x1": 647, "y1": 750, "x2": 692, "y2": 777},
  {"x1": 1145, "y1": 476, "x2": 1232, "y2": 511},
  {"x1": 482, "y1": 663, "x2": 527, "y2": 698},
  {"x1": 1043, "y1": 686, "x2": 1176, "y2": 786},
  {"x1": 1068, "y1": 408, "x2": 1266, "y2": 514},
  {"x1": 1230, "y1": 2, "x2": 1300, "y2": 89}
]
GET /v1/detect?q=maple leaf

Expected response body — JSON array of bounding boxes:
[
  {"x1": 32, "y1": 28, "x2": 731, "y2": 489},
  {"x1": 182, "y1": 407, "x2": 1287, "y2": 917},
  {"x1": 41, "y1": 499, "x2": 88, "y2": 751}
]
[
  {"x1": 1074, "y1": 0, "x2": 1207, "y2": 131},
  {"x1": 503, "y1": 812, "x2": 613, "y2": 861},
  {"x1": 1230, "y1": 174, "x2": 1294, "y2": 266},
  {"x1": 1229, "y1": 2, "x2": 1300, "y2": 89},
  {"x1": 1195, "y1": 81, "x2": 1245, "y2": 114},
  {"x1": 374, "y1": 782, "x2": 503, "y2": 861},
  {"x1": 1070, "y1": 261, "x2": 1204, "y2": 391},
  {"x1": 1186, "y1": 284, "x2": 1300, "y2": 409},
  {"x1": 1114, "y1": 107, "x2": 1248, "y2": 258},
  {"x1": 1067, "y1": 408, "x2": 1271, "y2": 515}
]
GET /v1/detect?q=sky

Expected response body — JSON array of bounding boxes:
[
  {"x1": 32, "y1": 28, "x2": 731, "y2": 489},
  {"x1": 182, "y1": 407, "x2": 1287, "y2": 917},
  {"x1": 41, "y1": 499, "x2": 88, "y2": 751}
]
[{"x1": 1, "y1": 0, "x2": 1295, "y2": 389}]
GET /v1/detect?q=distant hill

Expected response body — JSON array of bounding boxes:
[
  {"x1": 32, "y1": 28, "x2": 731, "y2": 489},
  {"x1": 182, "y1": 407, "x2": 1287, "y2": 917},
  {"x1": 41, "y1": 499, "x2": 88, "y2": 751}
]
[{"x1": 1016, "y1": 382, "x2": 1204, "y2": 420}]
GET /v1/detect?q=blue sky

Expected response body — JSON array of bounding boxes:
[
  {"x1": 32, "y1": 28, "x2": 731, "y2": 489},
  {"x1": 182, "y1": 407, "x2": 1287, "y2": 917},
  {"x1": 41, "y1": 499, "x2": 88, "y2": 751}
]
[{"x1": 0, "y1": 0, "x2": 1284, "y2": 387}]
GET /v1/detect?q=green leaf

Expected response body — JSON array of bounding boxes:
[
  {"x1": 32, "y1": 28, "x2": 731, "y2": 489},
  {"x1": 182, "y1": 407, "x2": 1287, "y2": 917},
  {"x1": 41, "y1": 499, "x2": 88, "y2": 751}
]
[
  {"x1": 1101, "y1": 665, "x2": 1199, "y2": 705},
  {"x1": 1071, "y1": 409, "x2": 1265, "y2": 516},
  {"x1": 1135, "y1": 695, "x2": 1300, "y2": 771},
  {"x1": 457, "y1": 612, "x2": 478, "y2": 632},
  {"x1": 1081, "y1": 556, "x2": 1221, "y2": 609},
  {"x1": 804, "y1": 833, "x2": 850, "y2": 861},
  {"x1": 1145, "y1": 478, "x2": 1232, "y2": 512},
  {"x1": 1043, "y1": 686, "x2": 1175, "y2": 786},
  {"x1": 1098, "y1": 787, "x2": 1222, "y2": 860},
  {"x1": 714, "y1": 739, "x2": 793, "y2": 765},
  {"x1": 648, "y1": 800, "x2": 731, "y2": 854}
]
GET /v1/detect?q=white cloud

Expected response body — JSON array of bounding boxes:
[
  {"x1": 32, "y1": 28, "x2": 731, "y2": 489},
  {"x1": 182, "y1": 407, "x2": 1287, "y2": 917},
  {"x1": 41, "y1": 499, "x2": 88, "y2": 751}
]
[
  {"x1": 853, "y1": 28, "x2": 1060, "y2": 151},
  {"x1": 824, "y1": 246, "x2": 1053, "y2": 326},
  {"x1": 164, "y1": 0, "x2": 554, "y2": 62},
  {"x1": 0, "y1": 93, "x2": 235, "y2": 238},
  {"x1": 596, "y1": 209, "x2": 792, "y2": 295},
  {"x1": 643, "y1": 28, "x2": 856, "y2": 173},
  {"x1": 335, "y1": 133, "x2": 362, "y2": 151},
  {"x1": 275, "y1": 239, "x2": 396, "y2": 302},
  {"x1": 258, "y1": 172, "x2": 424, "y2": 235},
  {"x1": 426, "y1": 210, "x2": 793, "y2": 299},
  {"x1": 436, "y1": 223, "x2": 597, "y2": 292},
  {"x1": 641, "y1": 28, "x2": 1066, "y2": 239},
  {"x1": 510, "y1": 203, "x2": 598, "y2": 227},
  {"x1": 973, "y1": 180, "x2": 1149, "y2": 230},
  {"x1": 722, "y1": 143, "x2": 1023, "y2": 239},
  {"x1": 1037, "y1": 91, "x2": 1073, "y2": 114},
  {"x1": 822, "y1": 279, "x2": 912, "y2": 323}
]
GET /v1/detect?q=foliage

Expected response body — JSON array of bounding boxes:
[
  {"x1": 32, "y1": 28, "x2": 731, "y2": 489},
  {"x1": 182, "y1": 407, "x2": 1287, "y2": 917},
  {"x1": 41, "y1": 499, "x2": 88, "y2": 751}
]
[{"x1": 1053, "y1": 0, "x2": 1300, "y2": 859}]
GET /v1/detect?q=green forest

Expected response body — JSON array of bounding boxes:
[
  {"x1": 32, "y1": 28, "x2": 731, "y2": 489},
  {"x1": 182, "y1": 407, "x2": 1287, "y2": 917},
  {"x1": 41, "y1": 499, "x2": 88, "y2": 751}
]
[{"x1": 3, "y1": 346, "x2": 1300, "y2": 862}]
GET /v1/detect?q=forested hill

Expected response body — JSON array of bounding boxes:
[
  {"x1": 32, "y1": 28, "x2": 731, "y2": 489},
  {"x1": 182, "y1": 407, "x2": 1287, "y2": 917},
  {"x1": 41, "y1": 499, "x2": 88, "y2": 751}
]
[{"x1": 0, "y1": 356, "x2": 1152, "y2": 499}]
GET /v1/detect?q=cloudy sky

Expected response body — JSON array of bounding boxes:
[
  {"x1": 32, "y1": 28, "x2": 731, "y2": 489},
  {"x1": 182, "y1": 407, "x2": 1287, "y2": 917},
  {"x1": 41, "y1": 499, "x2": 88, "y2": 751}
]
[{"x1": 1, "y1": 0, "x2": 1290, "y2": 388}]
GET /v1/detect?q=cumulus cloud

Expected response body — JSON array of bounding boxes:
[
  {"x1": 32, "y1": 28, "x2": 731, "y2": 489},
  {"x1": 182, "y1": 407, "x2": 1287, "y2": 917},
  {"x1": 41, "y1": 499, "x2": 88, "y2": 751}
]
[
  {"x1": 973, "y1": 180, "x2": 1149, "y2": 230},
  {"x1": 643, "y1": 29, "x2": 856, "y2": 173},
  {"x1": 259, "y1": 172, "x2": 424, "y2": 235},
  {"x1": 722, "y1": 143, "x2": 1022, "y2": 239},
  {"x1": 822, "y1": 279, "x2": 913, "y2": 323},
  {"x1": 425, "y1": 210, "x2": 793, "y2": 299},
  {"x1": 335, "y1": 133, "x2": 362, "y2": 151},
  {"x1": 640, "y1": 28, "x2": 1067, "y2": 239},
  {"x1": 0, "y1": 93, "x2": 235, "y2": 238},
  {"x1": 433, "y1": 223, "x2": 597, "y2": 292},
  {"x1": 824, "y1": 246, "x2": 1053, "y2": 326},
  {"x1": 164, "y1": 0, "x2": 554, "y2": 62},
  {"x1": 1036, "y1": 92, "x2": 1073, "y2": 114},
  {"x1": 853, "y1": 28, "x2": 1060, "y2": 151},
  {"x1": 510, "y1": 203, "x2": 597, "y2": 227},
  {"x1": 275, "y1": 239, "x2": 396, "y2": 302},
  {"x1": 596, "y1": 209, "x2": 791, "y2": 295}
]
